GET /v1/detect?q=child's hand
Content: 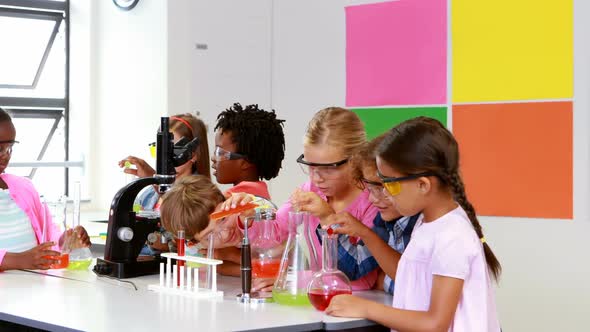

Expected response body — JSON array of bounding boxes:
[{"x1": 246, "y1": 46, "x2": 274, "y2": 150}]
[
  {"x1": 252, "y1": 277, "x2": 275, "y2": 292},
  {"x1": 290, "y1": 190, "x2": 334, "y2": 222},
  {"x1": 18, "y1": 242, "x2": 61, "y2": 270},
  {"x1": 118, "y1": 156, "x2": 155, "y2": 178},
  {"x1": 219, "y1": 192, "x2": 255, "y2": 211},
  {"x1": 73, "y1": 226, "x2": 91, "y2": 248},
  {"x1": 324, "y1": 212, "x2": 370, "y2": 238},
  {"x1": 61, "y1": 226, "x2": 91, "y2": 250},
  {"x1": 325, "y1": 294, "x2": 370, "y2": 318}
]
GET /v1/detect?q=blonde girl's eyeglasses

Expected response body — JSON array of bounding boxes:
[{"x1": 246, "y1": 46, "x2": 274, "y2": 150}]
[
  {"x1": 296, "y1": 154, "x2": 348, "y2": 180},
  {"x1": 377, "y1": 171, "x2": 435, "y2": 196}
]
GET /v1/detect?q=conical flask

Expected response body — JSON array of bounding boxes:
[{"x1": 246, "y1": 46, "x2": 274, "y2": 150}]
[
  {"x1": 251, "y1": 208, "x2": 283, "y2": 279},
  {"x1": 272, "y1": 211, "x2": 320, "y2": 306},
  {"x1": 307, "y1": 229, "x2": 352, "y2": 311}
]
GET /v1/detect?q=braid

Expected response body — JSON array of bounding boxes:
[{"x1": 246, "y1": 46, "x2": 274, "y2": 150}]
[{"x1": 446, "y1": 170, "x2": 502, "y2": 281}]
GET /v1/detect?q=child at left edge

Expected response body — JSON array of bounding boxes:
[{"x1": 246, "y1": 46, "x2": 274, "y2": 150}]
[{"x1": 0, "y1": 107, "x2": 91, "y2": 271}]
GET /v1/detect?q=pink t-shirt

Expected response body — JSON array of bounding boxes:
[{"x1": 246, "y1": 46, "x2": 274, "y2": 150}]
[{"x1": 392, "y1": 206, "x2": 500, "y2": 332}]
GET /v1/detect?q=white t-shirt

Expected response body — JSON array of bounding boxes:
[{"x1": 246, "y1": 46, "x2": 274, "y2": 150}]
[{"x1": 392, "y1": 206, "x2": 501, "y2": 332}]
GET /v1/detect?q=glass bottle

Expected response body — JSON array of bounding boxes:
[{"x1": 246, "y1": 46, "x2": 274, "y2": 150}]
[
  {"x1": 251, "y1": 208, "x2": 282, "y2": 279},
  {"x1": 307, "y1": 229, "x2": 352, "y2": 311},
  {"x1": 272, "y1": 211, "x2": 320, "y2": 306}
]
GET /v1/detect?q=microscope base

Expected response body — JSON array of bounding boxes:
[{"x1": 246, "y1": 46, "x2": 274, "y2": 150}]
[{"x1": 93, "y1": 257, "x2": 162, "y2": 279}]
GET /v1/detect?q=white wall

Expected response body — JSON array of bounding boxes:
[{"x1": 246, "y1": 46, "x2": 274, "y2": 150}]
[
  {"x1": 83, "y1": 0, "x2": 168, "y2": 210},
  {"x1": 76, "y1": 0, "x2": 590, "y2": 330}
]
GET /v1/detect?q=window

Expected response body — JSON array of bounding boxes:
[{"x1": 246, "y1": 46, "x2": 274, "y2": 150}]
[{"x1": 0, "y1": 0, "x2": 73, "y2": 201}]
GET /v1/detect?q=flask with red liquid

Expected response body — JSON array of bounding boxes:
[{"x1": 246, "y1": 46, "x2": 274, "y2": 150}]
[
  {"x1": 250, "y1": 208, "x2": 282, "y2": 279},
  {"x1": 307, "y1": 229, "x2": 352, "y2": 311}
]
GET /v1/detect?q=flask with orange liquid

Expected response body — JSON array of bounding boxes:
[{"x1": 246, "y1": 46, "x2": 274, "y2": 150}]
[{"x1": 250, "y1": 208, "x2": 282, "y2": 279}]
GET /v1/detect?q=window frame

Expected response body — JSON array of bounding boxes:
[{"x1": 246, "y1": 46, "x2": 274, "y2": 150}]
[{"x1": 0, "y1": 0, "x2": 70, "y2": 196}]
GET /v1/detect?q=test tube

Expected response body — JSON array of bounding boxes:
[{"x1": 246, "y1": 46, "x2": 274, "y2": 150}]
[
  {"x1": 166, "y1": 257, "x2": 172, "y2": 287},
  {"x1": 180, "y1": 265, "x2": 185, "y2": 289},
  {"x1": 40, "y1": 196, "x2": 47, "y2": 243},
  {"x1": 206, "y1": 233, "x2": 214, "y2": 289},
  {"x1": 194, "y1": 267, "x2": 199, "y2": 292},
  {"x1": 159, "y1": 263, "x2": 164, "y2": 286},
  {"x1": 73, "y1": 181, "x2": 81, "y2": 228},
  {"x1": 173, "y1": 264, "x2": 178, "y2": 288},
  {"x1": 177, "y1": 230, "x2": 185, "y2": 287},
  {"x1": 187, "y1": 267, "x2": 192, "y2": 290}
]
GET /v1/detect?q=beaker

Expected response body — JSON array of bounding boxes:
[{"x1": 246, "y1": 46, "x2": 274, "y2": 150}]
[
  {"x1": 41, "y1": 196, "x2": 70, "y2": 269},
  {"x1": 307, "y1": 229, "x2": 352, "y2": 311},
  {"x1": 272, "y1": 211, "x2": 320, "y2": 306},
  {"x1": 67, "y1": 181, "x2": 93, "y2": 270},
  {"x1": 251, "y1": 208, "x2": 283, "y2": 279}
]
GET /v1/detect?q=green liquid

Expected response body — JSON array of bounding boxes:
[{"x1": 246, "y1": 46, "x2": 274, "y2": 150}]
[
  {"x1": 186, "y1": 262, "x2": 203, "y2": 268},
  {"x1": 67, "y1": 259, "x2": 92, "y2": 271},
  {"x1": 272, "y1": 290, "x2": 311, "y2": 306}
]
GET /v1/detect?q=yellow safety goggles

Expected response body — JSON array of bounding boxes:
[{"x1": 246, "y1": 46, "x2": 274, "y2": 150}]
[{"x1": 377, "y1": 171, "x2": 435, "y2": 196}]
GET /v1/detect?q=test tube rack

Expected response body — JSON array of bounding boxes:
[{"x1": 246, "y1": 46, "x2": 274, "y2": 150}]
[{"x1": 147, "y1": 253, "x2": 224, "y2": 299}]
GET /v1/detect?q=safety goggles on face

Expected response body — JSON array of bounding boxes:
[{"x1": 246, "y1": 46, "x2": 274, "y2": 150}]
[
  {"x1": 296, "y1": 154, "x2": 348, "y2": 180},
  {"x1": 377, "y1": 171, "x2": 436, "y2": 196},
  {"x1": 360, "y1": 178, "x2": 385, "y2": 199},
  {"x1": 0, "y1": 140, "x2": 18, "y2": 156},
  {"x1": 214, "y1": 146, "x2": 245, "y2": 162}
]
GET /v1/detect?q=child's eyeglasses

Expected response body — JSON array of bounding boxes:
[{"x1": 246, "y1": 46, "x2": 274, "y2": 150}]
[
  {"x1": 214, "y1": 146, "x2": 245, "y2": 162},
  {"x1": 377, "y1": 171, "x2": 435, "y2": 196},
  {"x1": 0, "y1": 140, "x2": 18, "y2": 156},
  {"x1": 296, "y1": 154, "x2": 348, "y2": 180},
  {"x1": 360, "y1": 178, "x2": 385, "y2": 199}
]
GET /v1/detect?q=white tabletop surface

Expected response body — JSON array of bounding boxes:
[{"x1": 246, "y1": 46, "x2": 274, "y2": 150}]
[{"x1": 0, "y1": 265, "x2": 391, "y2": 332}]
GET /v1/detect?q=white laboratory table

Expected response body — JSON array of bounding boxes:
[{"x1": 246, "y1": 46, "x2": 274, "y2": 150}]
[{"x1": 0, "y1": 266, "x2": 391, "y2": 332}]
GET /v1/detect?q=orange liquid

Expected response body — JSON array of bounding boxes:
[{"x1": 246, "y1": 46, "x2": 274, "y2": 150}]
[
  {"x1": 42, "y1": 253, "x2": 70, "y2": 269},
  {"x1": 210, "y1": 202, "x2": 258, "y2": 221},
  {"x1": 252, "y1": 259, "x2": 281, "y2": 278},
  {"x1": 308, "y1": 289, "x2": 352, "y2": 311}
]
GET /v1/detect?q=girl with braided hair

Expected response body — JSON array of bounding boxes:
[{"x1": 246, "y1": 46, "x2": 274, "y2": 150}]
[{"x1": 326, "y1": 117, "x2": 501, "y2": 332}]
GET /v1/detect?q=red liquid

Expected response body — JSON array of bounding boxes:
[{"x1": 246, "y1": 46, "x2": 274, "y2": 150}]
[
  {"x1": 252, "y1": 259, "x2": 281, "y2": 278},
  {"x1": 177, "y1": 238, "x2": 185, "y2": 286},
  {"x1": 308, "y1": 289, "x2": 352, "y2": 311},
  {"x1": 42, "y1": 253, "x2": 70, "y2": 269},
  {"x1": 210, "y1": 202, "x2": 258, "y2": 221}
]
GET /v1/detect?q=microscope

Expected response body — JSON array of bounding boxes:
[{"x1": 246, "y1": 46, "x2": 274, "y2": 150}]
[{"x1": 93, "y1": 117, "x2": 199, "y2": 279}]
